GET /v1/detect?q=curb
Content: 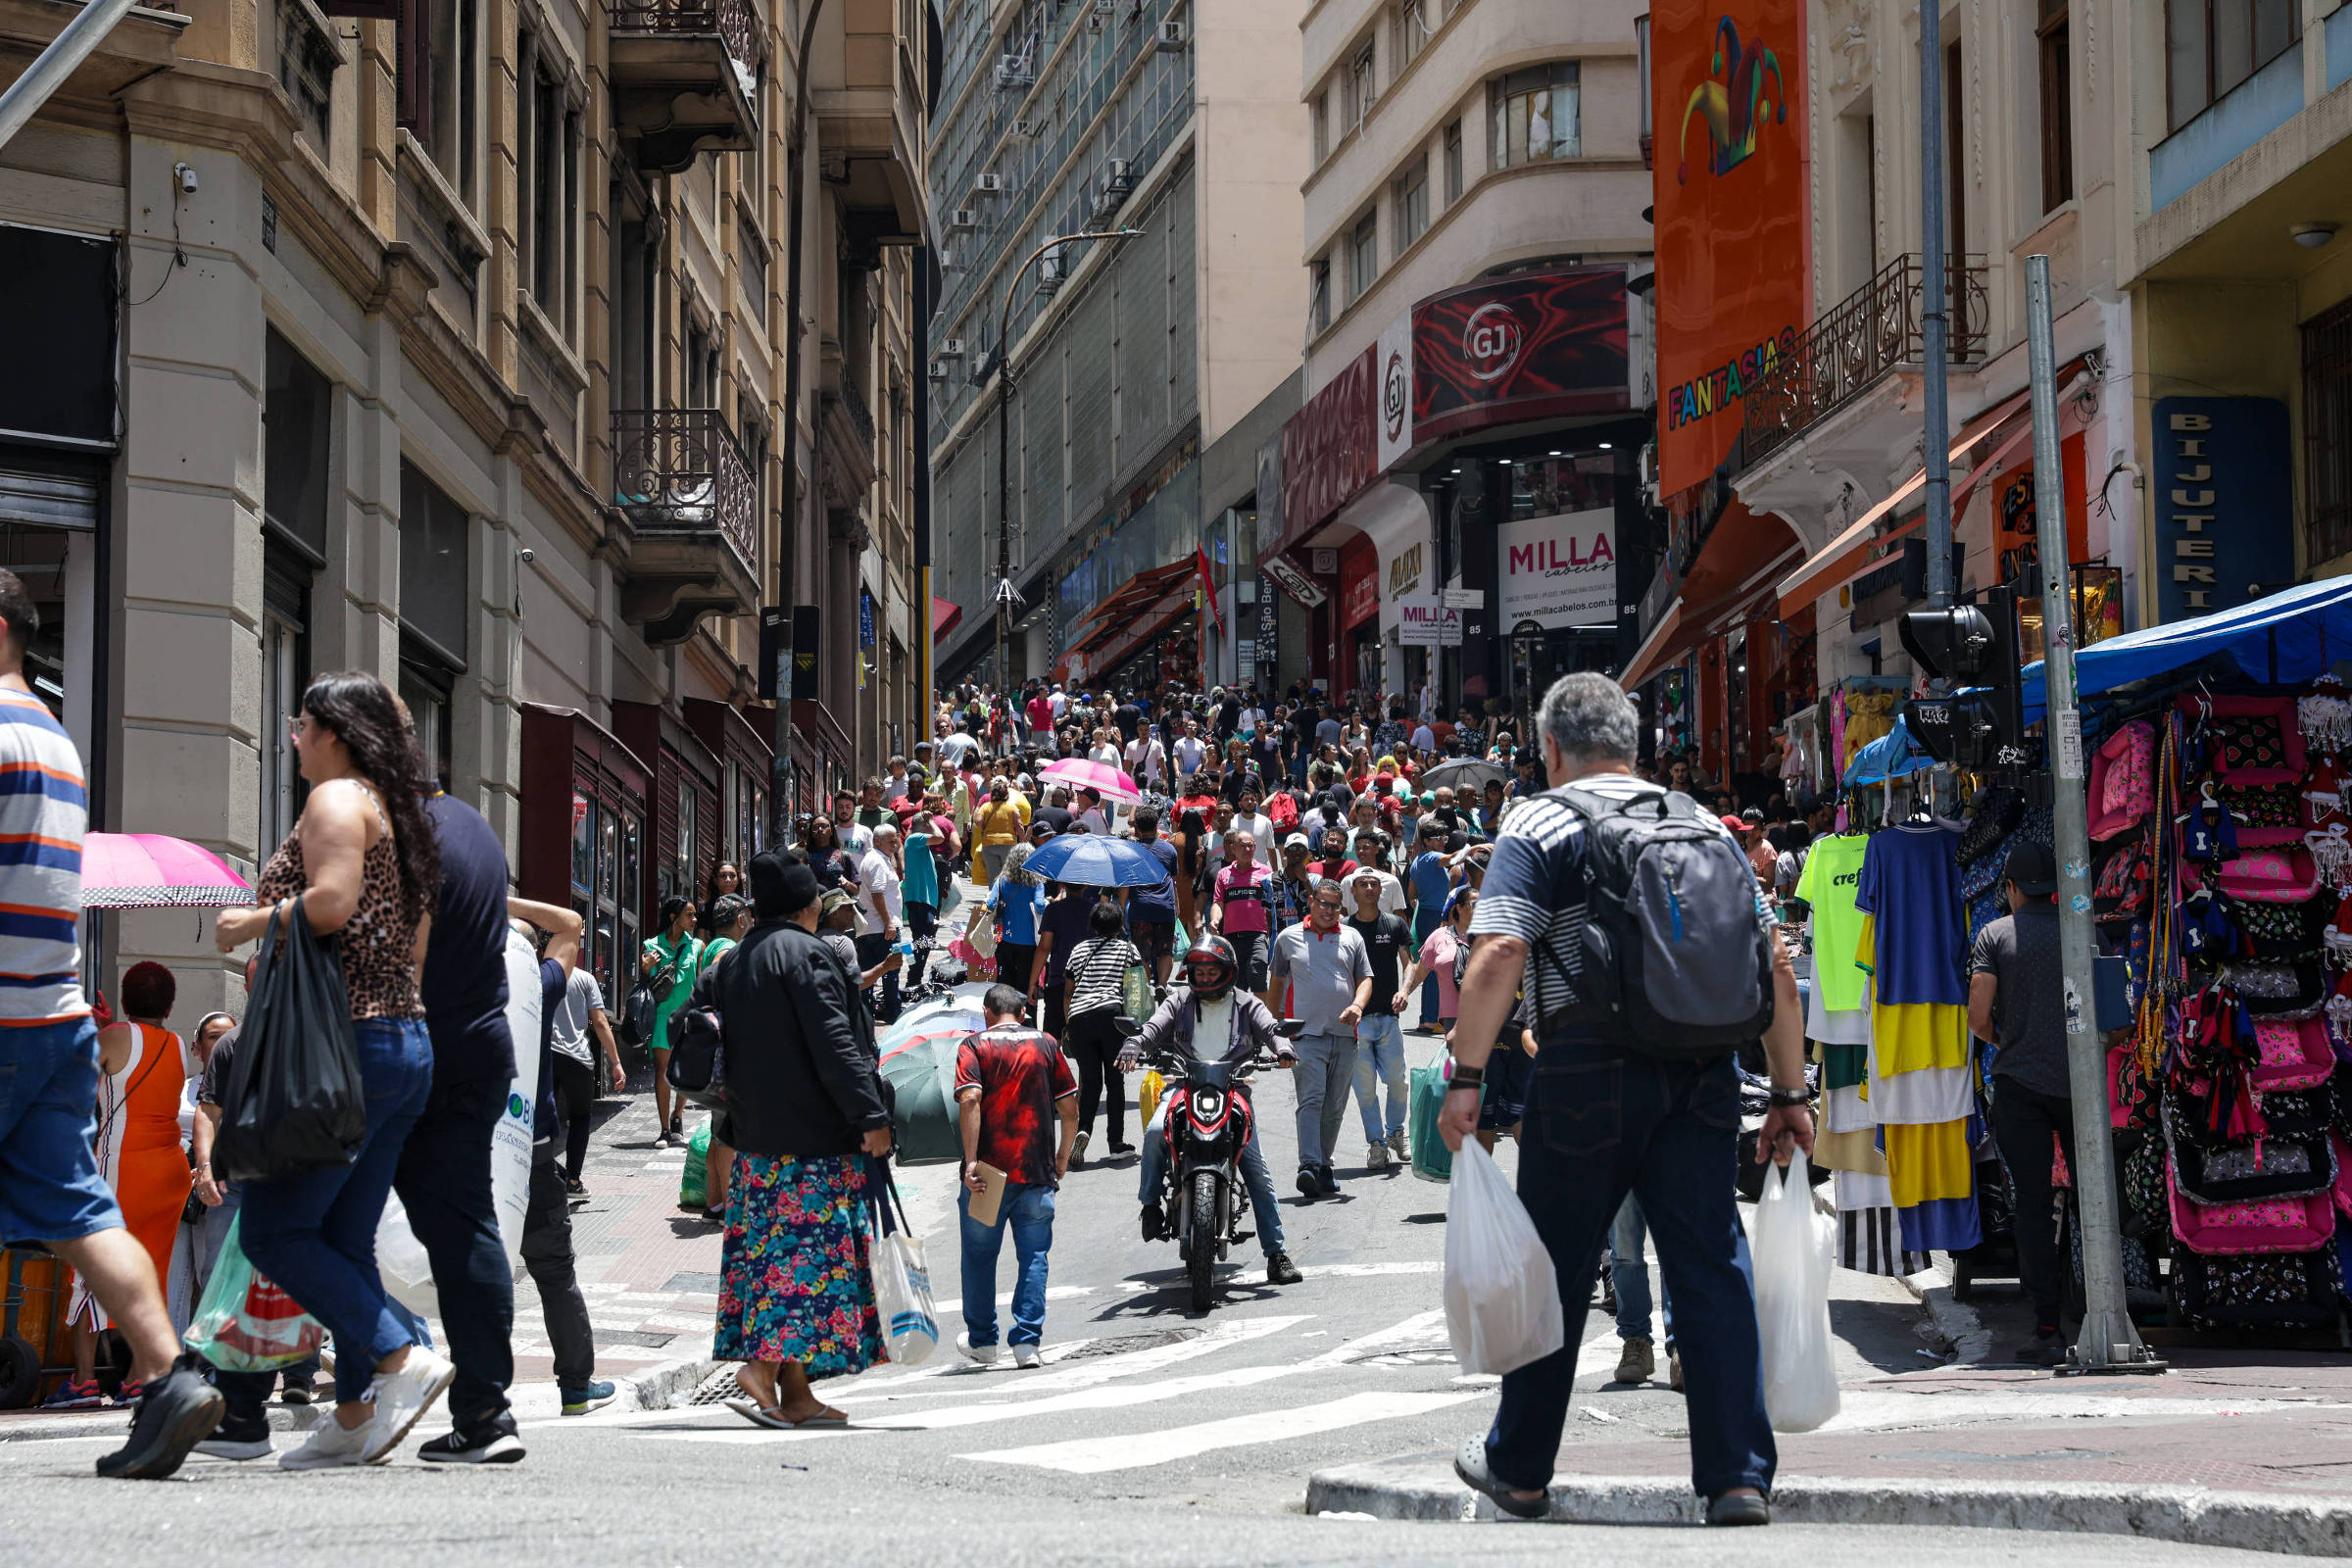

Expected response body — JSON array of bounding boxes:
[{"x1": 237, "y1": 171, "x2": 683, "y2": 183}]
[
  {"x1": 1304, "y1": 1461, "x2": 2352, "y2": 1555},
  {"x1": 1897, "y1": 1257, "x2": 1992, "y2": 1364},
  {"x1": 0, "y1": 1354, "x2": 720, "y2": 1445}
]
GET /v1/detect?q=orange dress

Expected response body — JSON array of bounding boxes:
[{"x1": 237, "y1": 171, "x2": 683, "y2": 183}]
[{"x1": 69, "y1": 1021, "x2": 192, "y2": 1330}]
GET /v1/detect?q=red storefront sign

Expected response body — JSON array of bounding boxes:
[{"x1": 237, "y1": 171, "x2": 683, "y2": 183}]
[
  {"x1": 1412, "y1": 269, "x2": 1631, "y2": 443},
  {"x1": 1341, "y1": 548, "x2": 1381, "y2": 628},
  {"x1": 1279, "y1": 346, "x2": 1379, "y2": 538}
]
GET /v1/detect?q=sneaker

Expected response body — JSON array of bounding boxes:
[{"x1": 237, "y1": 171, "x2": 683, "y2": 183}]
[
  {"x1": 419, "y1": 1412, "x2": 525, "y2": 1464},
  {"x1": 359, "y1": 1348, "x2": 456, "y2": 1463},
  {"x1": 279, "y1": 1410, "x2": 375, "y2": 1471},
  {"x1": 1265, "y1": 1250, "x2": 1302, "y2": 1286},
  {"x1": 1366, "y1": 1141, "x2": 1392, "y2": 1171},
  {"x1": 1614, "y1": 1337, "x2": 1655, "y2": 1385},
  {"x1": 278, "y1": 1380, "x2": 315, "y2": 1406},
  {"x1": 956, "y1": 1333, "x2": 1000, "y2": 1365},
  {"x1": 1106, "y1": 1141, "x2": 1135, "y2": 1156},
  {"x1": 1669, "y1": 1349, "x2": 1685, "y2": 1392},
  {"x1": 1073, "y1": 1129, "x2": 1091, "y2": 1166},
  {"x1": 1296, "y1": 1167, "x2": 1320, "y2": 1201},
  {"x1": 1139, "y1": 1200, "x2": 1165, "y2": 1242},
  {"x1": 561, "y1": 1380, "x2": 618, "y2": 1416},
  {"x1": 564, "y1": 1178, "x2": 586, "y2": 1197},
  {"x1": 2016, "y1": 1330, "x2": 2069, "y2": 1367},
  {"x1": 1315, "y1": 1165, "x2": 1340, "y2": 1197},
  {"x1": 1011, "y1": 1345, "x2": 1043, "y2": 1369},
  {"x1": 93, "y1": 1356, "x2": 223, "y2": 1480},
  {"x1": 1387, "y1": 1129, "x2": 1409, "y2": 1162},
  {"x1": 112, "y1": 1378, "x2": 146, "y2": 1408},
  {"x1": 194, "y1": 1433, "x2": 274, "y2": 1461},
  {"x1": 42, "y1": 1376, "x2": 103, "y2": 1410}
]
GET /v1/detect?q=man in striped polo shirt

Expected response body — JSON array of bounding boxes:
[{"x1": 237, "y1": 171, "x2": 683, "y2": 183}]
[{"x1": 0, "y1": 569, "x2": 221, "y2": 1476}]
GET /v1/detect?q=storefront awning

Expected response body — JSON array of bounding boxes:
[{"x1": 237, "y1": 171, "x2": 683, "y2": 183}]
[
  {"x1": 2018, "y1": 575, "x2": 2352, "y2": 722},
  {"x1": 1058, "y1": 580, "x2": 1195, "y2": 686},
  {"x1": 1621, "y1": 503, "x2": 1803, "y2": 690},
  {"x1": 932, "y1": 596, "x2": 962, "y2": 639},
  {"x1": 1066, "y1": 558, "x2": 1196, "y2": 645}
]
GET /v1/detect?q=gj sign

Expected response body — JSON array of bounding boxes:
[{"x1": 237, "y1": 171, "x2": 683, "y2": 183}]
[{"x1": 1462, "y1": 302, "x2": 1525, "y2": 381}]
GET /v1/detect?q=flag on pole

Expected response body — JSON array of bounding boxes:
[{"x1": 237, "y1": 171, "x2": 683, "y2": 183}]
[{"x1": 1195, "y1": 545, "x2": 1226, "y2": 635}]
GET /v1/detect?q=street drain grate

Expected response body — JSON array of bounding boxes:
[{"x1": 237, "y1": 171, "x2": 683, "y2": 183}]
[
  {"x1": 1054, "y1": 1328, "x2": 1203, "y2": 1361},
  {"x1": 687, "y1": 1367, "x2": 745, "y2": 1405}
]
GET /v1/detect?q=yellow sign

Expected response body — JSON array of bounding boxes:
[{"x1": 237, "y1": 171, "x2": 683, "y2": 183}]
[{"x1": 1388, "y1": 542, "x2": 1424, "y2": 599}]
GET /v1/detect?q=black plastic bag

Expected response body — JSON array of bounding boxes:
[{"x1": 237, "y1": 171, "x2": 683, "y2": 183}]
[
  {"x1": 664, "y1": 1005, "x2": 728, "y2": 1110},
  {"x1": 214, "y1": 896, "x2": 368, "y2": 1183}
]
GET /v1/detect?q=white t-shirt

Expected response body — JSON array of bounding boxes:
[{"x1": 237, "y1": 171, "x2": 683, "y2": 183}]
[
  {"x1": 1230, "y1": 811, "x2": 1277, "y2": 851},
  {"x1": 1128, "y1": 736, "x2": 1167, "y2": 783},
  {"x1": 1239, "y1": 707, "x2": 1263, "y2": 734},
  {"x1": 858, "y1": 848, "x2": 904, "y2": 928},
  {"x1": 1411, "y1": 724, "x2": 1436, "y2": 755},
  {"x1": 1091, "y1": 743, "x2": 1122, "y2": 767},
  {"x1": 1050, "y1": 691, "x2": 1068, "y2": 718},
  {"x1": 1191, "y1": 995, "x2": 1236, "y2": 1060},
  {"x1": 836, "y1": 817, "x2": 874, "y2": 857},
  {"x1": 1174, "y1": 736, "x2": 1206, "y2": 774},
  {"x1": 1076, "y1": 807, "x2": 1109, "y2": 835}
]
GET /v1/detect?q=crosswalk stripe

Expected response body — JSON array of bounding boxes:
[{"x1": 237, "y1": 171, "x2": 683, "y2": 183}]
[
  {"x1": 961, "y1": 1391, "x2": 1481, "y2": 1472},
  {"x1": 835, "y1": 1314, "x2": 1308, "y2": 1406}
]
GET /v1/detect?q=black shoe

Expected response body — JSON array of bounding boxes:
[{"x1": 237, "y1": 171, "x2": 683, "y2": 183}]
[
  {"x1": 1296, "y1": 1167, "x2": 1320, "y2": 1201},
  {"x1": 1315, "y1": 1164, "x2": 1340, "y2": 1197},
  {"x1": 94, "y1": 1354, "x2": 224, "y2": 1480},
  {"x1": 564, "y1": 1178, "x2": 586, "y2": 1197},
  {"x1": 419, "y1": 1412, "x2": 526, "y2": 1464},
  {"x1": 1266, "y1": 1250, "x2": 1302, "y2": 1286},
  {"x1": 2015, "y1": 1330, "x2": 2068, "y2": 1367},
  {"x1": 1140, "y1": 1201, "x2": 1165, "y2": 1242},
  {"x1": 1106, "y1": 1142, "x2": 1135, "y2": 1156},
  {"x1": 1705, "y1": 1492, "x2": 1771, "y2": 1526},
  {"x1": 278, "y1": 1379, "x2": 314, "y2": 1405}
]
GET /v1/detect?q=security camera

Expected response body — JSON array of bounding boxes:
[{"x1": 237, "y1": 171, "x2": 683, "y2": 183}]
[
  {"x1": 172, "y1": 162, "x2": 198, "y2": 195},
  {"x1": 517, "y1": 547, "x2": 536, "y2": 564}
]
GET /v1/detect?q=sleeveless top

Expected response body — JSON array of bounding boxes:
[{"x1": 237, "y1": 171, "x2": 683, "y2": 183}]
[{"x1": 254, "y1": 779, "x2": 426, "y2": 1020}]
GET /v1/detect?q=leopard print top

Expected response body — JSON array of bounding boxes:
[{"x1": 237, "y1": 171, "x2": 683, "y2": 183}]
[{"x1": 254, "y1": 781, "x2": 425, "y2": 1020}]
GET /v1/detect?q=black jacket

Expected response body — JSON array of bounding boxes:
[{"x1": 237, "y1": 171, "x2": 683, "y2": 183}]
[{"x1": 694, "y1": 918, "x2": 890, "y2": 1158}]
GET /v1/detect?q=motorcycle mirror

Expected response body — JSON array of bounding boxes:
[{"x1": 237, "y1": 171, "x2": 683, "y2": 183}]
[
  {"x1": 1113, "y1": 1015, "x2": 1142, "y2": 1038},
  {"x1": 1274, "y1": 1019, "x2": 1305, "y2": 1038}
]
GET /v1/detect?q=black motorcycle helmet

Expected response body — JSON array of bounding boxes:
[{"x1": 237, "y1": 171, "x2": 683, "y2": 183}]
[{"x1": 1183, "y1": 933, "x2": 1239, "y2": 1002}]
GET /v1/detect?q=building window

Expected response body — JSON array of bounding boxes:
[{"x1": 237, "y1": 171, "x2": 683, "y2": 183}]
[
  {"x1": 263, "y1": 328, "x2": 331, "y2": 562},
  {"x1": 685, "y1": 318, "x2": 717, "y2": 407},
  {"x1": 2037, "y1": 0, "x2": 2073, "y2": 210},
  {"x1": 421, "y1": 0, "x2": 477, "y2": 203},
  {"x1": 1393, "y1": 162, "x2": 1428, "y2": 252},
  {"x1": 1348, "y1": 212, "x2": 1378, "y2": 300},
  {"x1": 1636, "y1": 16, "x2": 1651, "y2": 144},
  {"x1": 2166, "y1": 0, "x2": 2295, "y2": 132},
  {"x1": 2305, "y1": 297, "x2": 2352, "y2": 565},
  {"x1": 1309, "y1": 256, "x2": 1331, "y2": 333},
  {"x1": 260, "y1": 545, "x2": 312, "y2": 854},
  {"x1": 1348, "y1": 40, "x2": 1376, "y2": 131},
  {"x1": 1395, "y1": 0, "x2": 1430, "y2": 68},
  {"x1": 277, "y1": 0, "x2": 340, "y2": 151},
  {"x1": 1443, "y1": 119, "x2": 1463, "y2": 202},
  {"x1": 518, "y1": 48, "x2": 577, "y2": 332},
  {"x1": 398, "y1": 461, "x2": 470, "y2": 673},
  {"x1": 1491, "y1": 62, "x2": 1581, "y2": 167},
  {"x1": 399, "y1": 649, "x2": 454, "y2": 792},
  {"x1": 1311, "y1": 90, "x2": 1329, "y2": 163}
]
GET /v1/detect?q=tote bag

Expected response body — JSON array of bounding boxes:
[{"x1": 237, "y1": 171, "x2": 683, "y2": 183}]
[{"x1": 212, "y1": 896, "x2": 367, "y2": 1183}]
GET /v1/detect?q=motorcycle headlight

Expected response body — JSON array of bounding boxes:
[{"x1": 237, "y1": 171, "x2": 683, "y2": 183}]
[{"x1": 1191, "y1": 1088, "x2": 1223, "y2": 1121}]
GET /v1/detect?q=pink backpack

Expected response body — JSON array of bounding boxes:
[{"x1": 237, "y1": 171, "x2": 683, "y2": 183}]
[
  {"x1": 2087, "y1": 720, "x2": 2155, "y2": 841},
  {"x1": 2251, "y1": 1014, "x2": 2334, "y2": 1091},
  {"x1": 2169, "y1": 1165, "x2": 2336, "y2": 1255}
]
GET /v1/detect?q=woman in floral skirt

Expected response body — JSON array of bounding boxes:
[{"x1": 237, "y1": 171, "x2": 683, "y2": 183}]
[{"x1": 694, "y1": 854, "x2": 895, "y2": 1427}]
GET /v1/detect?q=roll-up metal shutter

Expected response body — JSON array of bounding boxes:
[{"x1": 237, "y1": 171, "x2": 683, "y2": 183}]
[{"x1": 0, "y1": 464, "x2": 100, "y2": 530}]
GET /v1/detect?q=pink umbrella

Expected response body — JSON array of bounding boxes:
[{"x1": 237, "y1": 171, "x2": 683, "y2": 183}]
[
  {"x1": 1037, "y1": 757, "x2": 1141, "y2": 804},
  {"x1": 81, "y1": 832, "x2": 253, "y2": 909}
]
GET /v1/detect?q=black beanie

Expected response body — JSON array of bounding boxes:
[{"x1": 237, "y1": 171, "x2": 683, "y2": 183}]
[{"x1": 751, "y1": 850, "x2": 822, "y2": 918}]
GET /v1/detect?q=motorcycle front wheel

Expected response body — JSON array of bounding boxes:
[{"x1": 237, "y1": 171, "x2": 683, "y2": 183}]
[{"x1": 1188, "y1": 1169, "x2": 1219, "y2": 1313}]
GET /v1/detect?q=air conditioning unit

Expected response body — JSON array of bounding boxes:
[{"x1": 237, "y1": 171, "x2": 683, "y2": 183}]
[
  {"x1": 937, "y1": 337, "x2": 967, "y2": 358},
  {"x1": 1084, "y1": 12, "x2": 1102, "y2": 30},
  {"x1": 949, "y1": 208, "x2": 977, "y2": 229},
  {"x1": 926, "y1": 358, "x2": 951, "y2": 380},
  {"x1": 995, "y1": 54, "x2": 1035, "y2": 89},
  {"x1": 974, "y1": 172, "x2": 1004, "y2": 194},
  {"x1": 971, "y1": 348, "x2": 1001, "y2": 385},
  {"x1": 1036, "y1": 252, "x2": 1065, "y2": 294},
  {"x1": 1154, "y1": 19, "x2": 1186, "y2": 49}
]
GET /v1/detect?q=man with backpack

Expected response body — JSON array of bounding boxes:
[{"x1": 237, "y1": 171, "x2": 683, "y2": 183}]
[{"x1": 1439, "y1": 673, "x2": 1810, "y2": 1529}]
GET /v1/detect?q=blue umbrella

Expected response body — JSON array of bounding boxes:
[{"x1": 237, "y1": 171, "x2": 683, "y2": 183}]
[{"x1": 1022, "y1": 833, "x2": 1172, "y2": 888}]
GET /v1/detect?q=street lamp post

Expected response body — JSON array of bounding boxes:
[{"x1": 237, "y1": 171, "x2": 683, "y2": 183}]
[{"x1": 993, "y1": 227, "x2": 1142, "y2": 696}]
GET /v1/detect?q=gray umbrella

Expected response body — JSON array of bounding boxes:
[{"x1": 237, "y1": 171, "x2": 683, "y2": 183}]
[{"x1": 1418, "y1": 758, "x2": 1509, "y2": 794}]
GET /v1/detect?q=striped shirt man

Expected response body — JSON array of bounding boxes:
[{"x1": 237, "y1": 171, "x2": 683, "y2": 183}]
[{"x1": 0, "y1": 687, "x2": 89, "y2": 1025}]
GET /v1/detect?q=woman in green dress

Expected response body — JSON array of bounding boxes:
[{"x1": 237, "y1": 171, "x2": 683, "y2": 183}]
[{"x1": 643, "y1": 895, "x2": 702, "y2": 1147}]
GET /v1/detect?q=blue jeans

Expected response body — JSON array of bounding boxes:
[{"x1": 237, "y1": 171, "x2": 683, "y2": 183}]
[
  {"x1": 1352, "y1": 1013, "x2": 1408, "y2": 1144},
  {"x1": 1611, "y1": 1194, "x2": 1676, "y2": 1349},
  {"x1": 1290, "y1": 1029, "x2": 1357, "y2": 1170},
  {"x1": 1486, "y1": 1036, "x2": 1774, "y2": 1499},
  {"x1": 958, "y1": 1180, "x2": 1055, "y2": 1348},
  {"x1": 239, "y1": 1017, "x2": 433, "y2": 1404},
  {"x1": 0, "y1": 1016, "x2": 120, "y2": 1247},
  {"x1": 1137, "y1": 1098, "x2": 1287, "y2": 1255}
]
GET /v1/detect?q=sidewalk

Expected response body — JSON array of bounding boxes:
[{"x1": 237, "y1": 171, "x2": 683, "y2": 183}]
[{"x1": 1307, "y1": 1300, "x2": 2352, "y2": 1553}]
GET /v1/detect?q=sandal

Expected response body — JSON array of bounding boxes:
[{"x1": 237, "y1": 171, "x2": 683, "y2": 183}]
[
  {"x1": 722, "y1": 1397, "x2": 849, "y2": 1430},
  {"x1": 1454, "y1": 1434, "x2": 1549, "y2": 1520}
]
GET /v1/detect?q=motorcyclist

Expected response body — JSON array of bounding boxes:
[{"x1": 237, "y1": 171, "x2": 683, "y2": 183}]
[{"x1": 1120, "y1": 934, "x2": 1304, "y2": 1286}]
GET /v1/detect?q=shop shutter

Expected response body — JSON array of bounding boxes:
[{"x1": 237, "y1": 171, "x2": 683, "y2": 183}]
[
  {"x1": 1166, "y1": 168, "x2": 1198, "y2": 427},
  {"x1": 1065, "y1": 285, "x2": 1114, "y2": 518},
  {"x1": 1116, "y1": 201, "x2": 1168, "y2": 468},
  {"x1": 1021, "y1": 350, "x2": 1063, "y2": 556},
  {"x1": 0, "y1": 465, "x2": 99, "y2": 531}
]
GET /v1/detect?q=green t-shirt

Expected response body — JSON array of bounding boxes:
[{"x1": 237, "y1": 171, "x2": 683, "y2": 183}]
[{"x1": 1795, "y1": 833, "x2": 1871, "y2": 1013}]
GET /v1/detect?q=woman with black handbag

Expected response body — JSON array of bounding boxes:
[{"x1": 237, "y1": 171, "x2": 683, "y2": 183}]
[{"x1": 213, "y1": 671, "x2": 450, "y2": 1471}]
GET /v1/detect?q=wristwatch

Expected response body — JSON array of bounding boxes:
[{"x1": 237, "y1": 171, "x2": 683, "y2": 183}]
[{"x1": 1767, "y1": 1086, "x2": 1811, "y2": 1108}]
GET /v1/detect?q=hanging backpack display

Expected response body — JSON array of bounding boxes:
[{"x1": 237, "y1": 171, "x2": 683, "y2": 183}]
[{"x1": 212, "y1": 896, "x2": 368, "y2": 1183}]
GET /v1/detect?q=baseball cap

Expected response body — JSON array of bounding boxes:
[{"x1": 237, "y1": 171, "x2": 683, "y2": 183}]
[
  {"x1": 818, "y1": 887, "x2": 857, "y2": 918},
  {"x1": 1283, "y1": 832, "x2": 1311, "y2": 852},
  {"x1": 2004, "y1": 841, "x2": 2058, "y2": 897},
  {"x1": 1719, "y1": 813, "x2": 1746, "y2": 834}
]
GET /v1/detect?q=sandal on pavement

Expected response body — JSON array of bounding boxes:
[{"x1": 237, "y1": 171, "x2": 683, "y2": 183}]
[
  {"x1": 724, "y1": 1398, "x2": 798, "y2": 1430},
  {"x1": 1453, "y1": 1435, "x2": 1548, "y2": 1520}
]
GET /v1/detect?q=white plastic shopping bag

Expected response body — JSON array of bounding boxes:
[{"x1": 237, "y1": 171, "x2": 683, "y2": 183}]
[
  {"x1": 1443, "y1": 1139, "x2": 1564, "y2": 1375},
  {"x1": 869, "y1": 1176, "x2": 940, "y2": 1365},
  {"x1": 1750, "y1": 1149, "x2": 1840, "y2": 1432}
]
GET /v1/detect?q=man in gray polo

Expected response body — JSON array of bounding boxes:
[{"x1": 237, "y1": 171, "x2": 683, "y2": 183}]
[{"x1": 1270, "y1": 879, "x2": 1371, "y2": 1201}]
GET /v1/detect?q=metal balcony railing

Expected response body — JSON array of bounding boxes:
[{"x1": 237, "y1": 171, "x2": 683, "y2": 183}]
[
  {"x1": 610, "y1": 0, "x2": 766, "y2": 77},
  {"x1": 612, "y1": 409, "x2": 757, "y2": 566},
  {"x1": 1741, "y1": 255, "x2": 1989, "y2": 467}
]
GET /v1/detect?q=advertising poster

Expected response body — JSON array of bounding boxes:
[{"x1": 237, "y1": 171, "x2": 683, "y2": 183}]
[{"x1": 1497, "y1": 509, "x2": 1616, "y2": 628}]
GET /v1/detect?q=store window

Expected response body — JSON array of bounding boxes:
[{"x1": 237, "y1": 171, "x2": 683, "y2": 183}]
[
  {"x1": 1508, "y1": 453, "x2": 1616, "y2": 517},
  {"x1": 1491, "y1": 63, "x2": 1580, "y2": 168},
  {"x1": 2166, "y1": 0, "x2": 2294, "y2": 132},
  {"x1": 260, "y1": 548, "x2": 311, "y2": 850},
  {"x1": 571, "y1": 788, "x2": 642, "y2": 1003},
  {"x1": 399, "y1": 648, "x2": 454, "y2": 791}
]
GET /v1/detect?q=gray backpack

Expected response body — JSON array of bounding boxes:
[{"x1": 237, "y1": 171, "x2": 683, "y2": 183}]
[{"x1": 1531, "y1": 784, "x2": 1775, "y2": 1058}]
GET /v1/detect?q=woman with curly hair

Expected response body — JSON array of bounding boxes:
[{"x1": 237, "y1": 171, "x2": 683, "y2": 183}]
[{"x1": 215, "y1": 669, "x2": 448, "y2": 1469}]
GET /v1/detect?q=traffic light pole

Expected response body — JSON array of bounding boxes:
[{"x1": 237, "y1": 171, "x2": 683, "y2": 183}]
[
  {"x1": 2025, "y1": 254, "x2": 2158, "y2": 1375},
  {"x1": 1919, "y1": 0, "x2": 1953, "y2": 610}
]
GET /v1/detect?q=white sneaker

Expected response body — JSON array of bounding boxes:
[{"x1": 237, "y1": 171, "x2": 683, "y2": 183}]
[
  {"x1": 1366, "y1": 1141, "x2": 1393, "y2": 1171},
  {"x1": 1012, "y1": 1345, "x2": 1042, "y2": 1369},
  {"x1": 279, "y1": 1412, "x2": 374, "y2": 1470},
  {"x1": 360, "y1": 1348, "x2": 456, "y2": 1463},
  {"x1": 956, "y1": 1333, "x2": 1000, "y2": 1365},
  {"x1": 1072, "y1": 1129, "x2": 1090, "y2": 1166}
]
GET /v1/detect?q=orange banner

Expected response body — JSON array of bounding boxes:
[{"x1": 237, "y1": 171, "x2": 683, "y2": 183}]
[{"x1": 1653, "y1": 0, "x2": 1810, "y2": 499}]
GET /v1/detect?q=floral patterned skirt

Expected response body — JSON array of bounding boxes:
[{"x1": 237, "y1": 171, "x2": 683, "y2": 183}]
[{"x1": 713, "y1": 1152, "x2": 884, "y2": 1377}]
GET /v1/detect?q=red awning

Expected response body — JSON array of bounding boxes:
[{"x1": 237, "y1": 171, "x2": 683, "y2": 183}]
[
  {"x1": 932, "y1": 596, "x2": 962, "y2": 638},
  {"x1": 1056, "y1": 583, "x2": 1195, "y2": 685},
  {"x1": 1067, "y1": 559, "x2": 1195, "y2": 643},
  {"x1": 1619, "y1": 503, "x2": 1804, "y2": 690}
]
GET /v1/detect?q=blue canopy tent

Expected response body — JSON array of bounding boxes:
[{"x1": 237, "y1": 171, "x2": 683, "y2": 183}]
[{"x1": 2018, "y1": 577, "x2": 2352, "y2": 723}]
